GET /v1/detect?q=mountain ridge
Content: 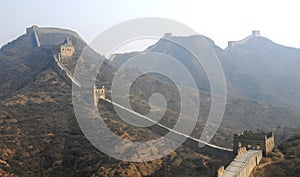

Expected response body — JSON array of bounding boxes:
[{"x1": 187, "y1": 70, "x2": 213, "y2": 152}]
[
  {"x1": 0, "y1": 26, "x2": 233, "y2": 176},
  {"x1": 112, "y1": 31, "x2": 300, "y2": 107},
  {"x1": 0, "y1": 26, "x2": 299, "y2": 176}
]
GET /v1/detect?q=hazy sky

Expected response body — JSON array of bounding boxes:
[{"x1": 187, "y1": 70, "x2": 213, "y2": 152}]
[{"x1": 1, "y1": 0, "x2": 300, "y2": 50}]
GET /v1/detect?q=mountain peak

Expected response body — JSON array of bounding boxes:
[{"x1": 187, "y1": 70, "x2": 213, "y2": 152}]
[
  {"x1": 227, "y1": 30, "x2": 262, "y2": 49},
  {"x1": 26, "y1": 25, "x2": 81, "y2": 39},
  {"x1": 25, "y1": 25, "x2": 84, "y2": 48}
]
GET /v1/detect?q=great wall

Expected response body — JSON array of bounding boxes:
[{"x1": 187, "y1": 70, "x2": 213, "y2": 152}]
[
  {"x1": 217, "y1": 149, "x2": 262, "y2": 177},
  {"x1": 227, "y1": 30, "x2": 260, "y2": 49},
  {"x1": 27, "y1": 26, "x2": 81, "y2": 87},
  {"x1": 53, "y1": 54, "x2": 81, "y2": 87},
  {"x1": 27, "y1": 26, "x2": 272, "y2": 177}
]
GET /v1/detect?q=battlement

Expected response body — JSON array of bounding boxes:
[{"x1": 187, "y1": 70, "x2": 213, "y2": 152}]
[
  {"x1": 233, "y1": 130, "x2": 274, "y2": 157},
  {"x1": 234, "y1": 130, "x2": 273, "y2": 140},
  {"x1": 218, "y1": 150, "x2": 262, "y2": 177}
]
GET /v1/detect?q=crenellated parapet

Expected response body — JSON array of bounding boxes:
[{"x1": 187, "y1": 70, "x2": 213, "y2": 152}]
[
  {"x1": 234, "y1": 130, "x2": 273, "y2": 140},
  {"x1": 233, "y1": 130, "x2": 274, "y2": 157},
  {"x1": 217, "y1": 150, "x2": 262, "y2": 177}
]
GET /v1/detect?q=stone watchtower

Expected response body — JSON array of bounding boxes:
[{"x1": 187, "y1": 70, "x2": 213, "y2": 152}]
[
  {"x1": 94, "y1": 85, "x2": 106, "y2": 106},
  {"x1": 26, "y1": 25, "x2": 39, "y2": 34},
  {"x1": 233, "y1": 130, "x2": 274, "y2": 157},
  {"x1": 252, "y1": 30, "x2": 260, "y2": 37},
  {"x1": 53, "y1": 37, "x2": 75, "y2": 59}
]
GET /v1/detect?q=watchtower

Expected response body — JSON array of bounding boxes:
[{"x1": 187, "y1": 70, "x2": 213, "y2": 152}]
[
  {"x1": 53, "y1": 37, "x2": 75, "y2": 59},
  {"x1": 26, "y1": 25, "x2": 39, "y2": 34},
  {"x1": 252, "y1": 30, "x2": 260, "y2": 37},
  {"x1": 233, "y1": 130, "x2": 274, "y2": 156},
  {"x1": 94, "y1": 85, "x2": 106, "y2": 106},
  {"x1": 163, "y1": 33, "x2": 172, "y2": 39}
]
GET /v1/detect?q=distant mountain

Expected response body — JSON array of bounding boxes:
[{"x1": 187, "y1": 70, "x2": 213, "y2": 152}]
[
  {"x1": 109, "y1": 33, "x2": 300, "y2": 147},
  {"x1": 111, "y1": 34, "x2": 222, "y2": 91},
  {"x1": 112, "y1": 32, "x2": 300, "y2": 107},
  {"x1": 223, "y1": 36, "x2": 300, "y2": 107}
]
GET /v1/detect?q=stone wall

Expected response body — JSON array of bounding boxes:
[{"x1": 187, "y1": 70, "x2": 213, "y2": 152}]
[
  {"x1": 52, "y1": 54, "x2": 80, "y2": 87},
  {"x1": 265, "y1": 135, "x2": 275, "y2": 155},
  {"x1": 26, "y1": 25, "x2": 41, "y2": 47},
  {"x1": 217, "y1": 166, "x2": 225, "y2": 177},
  {"x1": 236, "y1": 150, "x2": 262, "y2": 177},
  {"x1": 59, "y1": 45, "x2": 74, "y2": 58},
  {"x1": 26, "y1": 25, "x2": 83, "y2": 47},
  {"x1": 228, "y1": 35, "x2": 251, "y2": 48},
  {"x1": 237, "y1": 147, "x2": 247, "y2": 156},
  {"x1": 227, "y1": 30, "x2": 261, "y2": 48},
  {"x1": 218, "y1": 150, "x2": 262, "y2": 177},
  {"x1": 94, "y1": 86, "x2": 106, "y2": 106},
  {"x1": 51, "y1": 55, "x2": 73, "y2": 86},
  {"x1": 37, "y1": 27, "x2": 81, "y2": 39},
  {"x1": 233, "y1": 131, "x2": 274, "y2": 156}
]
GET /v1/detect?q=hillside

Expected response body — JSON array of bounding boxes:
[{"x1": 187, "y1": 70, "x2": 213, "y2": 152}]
[
  {"x1": 0, "y1": 27, "x2": 233, "y2": 177},
  {"x1": 111, "y1": 33, "x2": 300, "y2": 147},
  {"x1": 0, "y1": 27, "x2": 299, "y2": 176},
  {"x1": 251, "y1": 133, "x2": 300, "y2": 177},
  {"x1": 0, "y1": 34, "x2": 51, "y2": 99},
  {"x1": 122, "y1": 72, "x2": 300, "y2": 148},
  {"x1": 0, "y1": 69, "x2": 232, "y2": 176}
]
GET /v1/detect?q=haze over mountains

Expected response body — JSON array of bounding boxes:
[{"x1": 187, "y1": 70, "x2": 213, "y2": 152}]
[
  {"x1": 112, "y1": 31, "x2": 300, "y2": 108},
  {"x1": 0, "y1": 26, "x2": 299, "y2": 176}
]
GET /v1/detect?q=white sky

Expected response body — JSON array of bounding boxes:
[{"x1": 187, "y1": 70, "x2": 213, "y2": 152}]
[{"x1": 1, "y1": 0, "x2": 300, "y2": 52}]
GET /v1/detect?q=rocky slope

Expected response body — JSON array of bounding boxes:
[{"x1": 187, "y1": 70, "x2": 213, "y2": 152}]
[
  {"x1": 0, "y1": 27, "x2": 233, "y2": 177},
  {"x1": 252, "y1": 133, "x2": 300, "y2": 177},
  {"x1": 0, "y1": 27, "x2": 299, "y2": 176}
]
